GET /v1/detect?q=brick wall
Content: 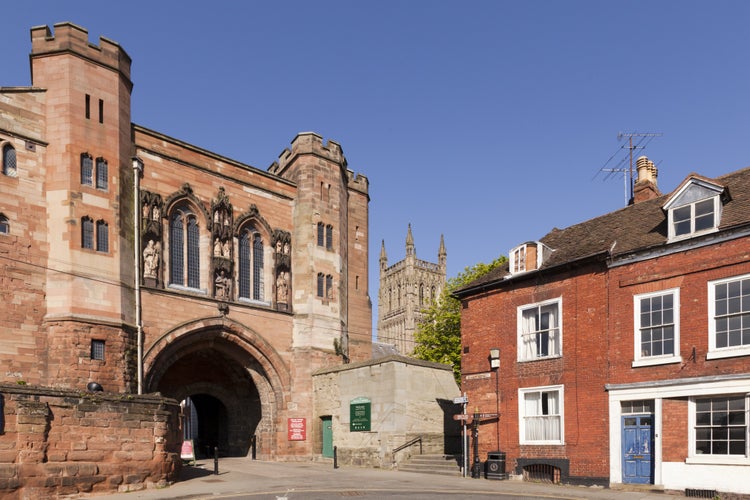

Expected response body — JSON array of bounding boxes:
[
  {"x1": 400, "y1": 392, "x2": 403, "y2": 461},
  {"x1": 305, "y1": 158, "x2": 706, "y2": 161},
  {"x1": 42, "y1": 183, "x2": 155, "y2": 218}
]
[
  {"x1": 461, "y1": 262, "x2": 610, "y2": 483},
  {"x1": 0, "y1": 384, "x2": 181, "y2": 498}
]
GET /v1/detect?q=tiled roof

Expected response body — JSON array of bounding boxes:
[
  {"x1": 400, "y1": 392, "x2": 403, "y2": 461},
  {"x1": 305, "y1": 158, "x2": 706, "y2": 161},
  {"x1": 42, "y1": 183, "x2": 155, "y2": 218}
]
[{"x1": 458, "y1": 166, "x2": 750, "y2": 294}]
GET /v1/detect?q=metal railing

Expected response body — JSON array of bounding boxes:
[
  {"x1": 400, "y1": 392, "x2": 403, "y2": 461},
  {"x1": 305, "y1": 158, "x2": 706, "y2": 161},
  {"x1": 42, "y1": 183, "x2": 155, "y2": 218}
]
[{"x1": 392, "y1": 435, "x2": 423, "y2": 456}]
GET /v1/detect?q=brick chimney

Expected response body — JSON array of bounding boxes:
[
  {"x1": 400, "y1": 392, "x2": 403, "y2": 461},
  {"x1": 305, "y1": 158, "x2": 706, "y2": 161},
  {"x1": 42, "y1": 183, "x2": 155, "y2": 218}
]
[{"x1": 633, "y1": 156, "x2": 660, "y2": 203}]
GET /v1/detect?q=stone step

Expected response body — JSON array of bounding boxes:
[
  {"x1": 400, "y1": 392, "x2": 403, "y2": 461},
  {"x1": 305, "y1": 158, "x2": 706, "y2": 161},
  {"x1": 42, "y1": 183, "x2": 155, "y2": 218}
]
[{"x1": 398, "y1": 454, "x2": 462, "y2": 476}]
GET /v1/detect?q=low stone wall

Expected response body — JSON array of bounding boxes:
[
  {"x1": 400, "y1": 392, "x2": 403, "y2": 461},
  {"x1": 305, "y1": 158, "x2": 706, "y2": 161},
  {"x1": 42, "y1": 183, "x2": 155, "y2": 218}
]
[{"x1": 0, "y1": 384, "x2": 181, "y2": 498}]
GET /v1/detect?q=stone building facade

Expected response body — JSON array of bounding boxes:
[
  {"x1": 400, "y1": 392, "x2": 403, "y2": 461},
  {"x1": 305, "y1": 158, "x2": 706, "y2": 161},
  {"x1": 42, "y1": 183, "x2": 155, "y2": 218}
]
[
  {"x1": 0, "y1": 22, "x2": 371, "y2": 494},
  {"x1": 312, "y1": 355, "x2": 461, "y2": 469},
  {"x1": 377, "y1": 225, "x2": 446, "y2": 354}
]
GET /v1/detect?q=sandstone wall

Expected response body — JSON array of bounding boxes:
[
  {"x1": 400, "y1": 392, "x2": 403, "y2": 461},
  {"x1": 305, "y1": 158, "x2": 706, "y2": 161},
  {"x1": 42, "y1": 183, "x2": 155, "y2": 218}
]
[{"x1": 0, "y1": 384, "x2": 181, "y2": 498}]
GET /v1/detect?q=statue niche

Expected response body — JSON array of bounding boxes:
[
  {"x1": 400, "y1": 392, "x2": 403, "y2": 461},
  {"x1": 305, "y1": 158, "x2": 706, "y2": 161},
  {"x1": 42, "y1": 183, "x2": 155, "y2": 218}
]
[
  {"x1": 272, "y1": 229, "x2": 292, "y2": 311},
  {"x1": 211, "y1": 188, "x2": 234, "y2": 300},
  {"x1": 140, "y1": 191, "x2": 164, "y2": 287}
]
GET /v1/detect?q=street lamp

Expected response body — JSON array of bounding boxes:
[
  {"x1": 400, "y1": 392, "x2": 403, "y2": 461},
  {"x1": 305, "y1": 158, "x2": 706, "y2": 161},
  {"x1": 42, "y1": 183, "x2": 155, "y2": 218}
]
[
  {"x1": 489, "y1": 348, "x2": 500, "y2": 369},
  {"x1": 489, "y1": 348, "x2": 500, "y2": 451}
]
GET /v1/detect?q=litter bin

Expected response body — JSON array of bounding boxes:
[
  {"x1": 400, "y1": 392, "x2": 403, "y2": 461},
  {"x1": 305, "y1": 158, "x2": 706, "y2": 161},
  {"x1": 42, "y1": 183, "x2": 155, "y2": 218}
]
[{"x1": 485, "y1": 451, "x2": 506, "y2": 480}]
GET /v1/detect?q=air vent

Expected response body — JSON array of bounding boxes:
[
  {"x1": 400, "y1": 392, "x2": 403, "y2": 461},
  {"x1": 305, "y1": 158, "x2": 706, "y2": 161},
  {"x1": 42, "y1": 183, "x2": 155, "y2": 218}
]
[{"x1": 685, "y1": 489, "x2": 717, "y2": 499}]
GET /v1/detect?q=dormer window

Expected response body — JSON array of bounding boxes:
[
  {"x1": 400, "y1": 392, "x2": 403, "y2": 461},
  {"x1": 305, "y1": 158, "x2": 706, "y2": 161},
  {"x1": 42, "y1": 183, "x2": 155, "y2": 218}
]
[
  {"x1": 511, "y1": 245, "x2": 527, "y2": 273},
  {"x1": 664, "y1": 178, "x2": 724, "y2": 242},
  {"x1": 510, "y1": 241, "x2": 551, "y2": 275},
  {"x1": 673, "y1": 198, "x2": 715, "y2": 237}
]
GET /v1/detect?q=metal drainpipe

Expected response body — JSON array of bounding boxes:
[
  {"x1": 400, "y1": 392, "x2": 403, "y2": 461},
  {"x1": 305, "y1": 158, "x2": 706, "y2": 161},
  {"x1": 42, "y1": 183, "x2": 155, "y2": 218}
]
[{"x1": 132, "y1": 156, "x2": 144, "y2": 395}]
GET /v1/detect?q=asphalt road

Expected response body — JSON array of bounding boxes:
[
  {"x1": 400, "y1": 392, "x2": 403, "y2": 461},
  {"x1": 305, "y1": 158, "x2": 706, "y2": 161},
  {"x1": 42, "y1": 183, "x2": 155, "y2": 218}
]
[{"x1": 88, "y1": 458, "x2": 678, "y2": 500}]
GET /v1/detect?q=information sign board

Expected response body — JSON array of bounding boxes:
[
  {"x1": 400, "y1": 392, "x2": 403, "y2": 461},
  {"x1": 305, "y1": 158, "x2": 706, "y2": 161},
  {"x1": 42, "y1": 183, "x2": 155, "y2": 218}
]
[
  {"x1": 350, "y1": 397, "x2": 371, "y2": 432},
  {"x1": 288, "y1": 418, "x2": 306, "y2": 441}
]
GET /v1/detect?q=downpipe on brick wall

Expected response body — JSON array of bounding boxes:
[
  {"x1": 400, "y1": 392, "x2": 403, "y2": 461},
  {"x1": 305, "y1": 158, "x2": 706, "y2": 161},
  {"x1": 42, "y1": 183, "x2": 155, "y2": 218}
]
[{"x1": 133, "y1": 156, "x2": 144, "y2": 395}]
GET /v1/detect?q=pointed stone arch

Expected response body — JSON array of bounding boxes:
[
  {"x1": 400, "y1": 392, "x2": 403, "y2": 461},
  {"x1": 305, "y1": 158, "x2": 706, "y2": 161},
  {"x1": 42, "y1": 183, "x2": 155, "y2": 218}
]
[{"x1": 143, "y1": 316, "x2": 290, "y2": 458}]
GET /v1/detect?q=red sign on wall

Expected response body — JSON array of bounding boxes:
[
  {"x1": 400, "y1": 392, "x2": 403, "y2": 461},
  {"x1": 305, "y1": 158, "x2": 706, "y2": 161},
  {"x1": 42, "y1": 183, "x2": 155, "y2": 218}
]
[{"x1": 288, "y1": 418, "x2": 306, "y2": 441}]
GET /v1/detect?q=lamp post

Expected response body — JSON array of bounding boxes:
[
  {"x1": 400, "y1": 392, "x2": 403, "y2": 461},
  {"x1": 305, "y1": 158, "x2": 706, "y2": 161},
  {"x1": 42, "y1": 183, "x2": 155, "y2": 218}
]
[{"x1": 489, "y1": 348, "x2": 500, "y2": 450}]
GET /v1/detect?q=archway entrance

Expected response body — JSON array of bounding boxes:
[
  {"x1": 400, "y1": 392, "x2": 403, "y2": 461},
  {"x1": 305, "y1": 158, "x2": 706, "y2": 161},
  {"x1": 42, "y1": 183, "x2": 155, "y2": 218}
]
[{"x1": 145, "y1": 328, "x2": 276, "y2": 458}]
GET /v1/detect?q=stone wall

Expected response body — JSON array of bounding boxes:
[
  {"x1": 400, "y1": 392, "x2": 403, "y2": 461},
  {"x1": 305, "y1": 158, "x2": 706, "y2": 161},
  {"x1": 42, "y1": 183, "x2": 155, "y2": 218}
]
[
  {"x1": 0, "y1": 384, "x2": 181, "y2": 498},
  {"x1": 313, "y1": 355, "x2": 461, "y2": 469}
]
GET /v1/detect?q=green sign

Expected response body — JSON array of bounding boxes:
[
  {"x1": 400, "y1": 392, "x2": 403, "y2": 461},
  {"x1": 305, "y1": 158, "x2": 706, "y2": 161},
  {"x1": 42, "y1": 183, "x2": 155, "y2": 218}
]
[{"x1": 350, "y1": 397, "x2": 371, "y2": 432}]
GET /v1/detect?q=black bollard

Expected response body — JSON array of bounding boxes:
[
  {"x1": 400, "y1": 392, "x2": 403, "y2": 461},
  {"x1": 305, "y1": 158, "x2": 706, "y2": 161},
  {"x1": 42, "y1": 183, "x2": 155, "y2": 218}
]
[
  {"x1": 333, "y1": 445, "x2": 338, "y2": 469},
  {"x1": 251, "y1": 435, "x2": 256, "y2": 460},
  {"x1": 214, "y1": 446, "x2": 219, "y2": 475}
]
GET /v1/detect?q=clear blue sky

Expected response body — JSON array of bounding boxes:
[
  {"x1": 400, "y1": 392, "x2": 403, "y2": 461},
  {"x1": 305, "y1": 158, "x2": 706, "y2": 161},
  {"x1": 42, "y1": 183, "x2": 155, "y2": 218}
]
[{"x1": 4, "y1": 1, "x2": 750, "y2": 339}]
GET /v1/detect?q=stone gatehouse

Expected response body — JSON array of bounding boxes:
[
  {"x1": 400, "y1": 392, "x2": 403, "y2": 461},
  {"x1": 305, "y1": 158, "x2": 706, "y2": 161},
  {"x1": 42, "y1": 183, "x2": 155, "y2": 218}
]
[{"x1": 1, "y1": 22, "x2": 371, "y2": 496}]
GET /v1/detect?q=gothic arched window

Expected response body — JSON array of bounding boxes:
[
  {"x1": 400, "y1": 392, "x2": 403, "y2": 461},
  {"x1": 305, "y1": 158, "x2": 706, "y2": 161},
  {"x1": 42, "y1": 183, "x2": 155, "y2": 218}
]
[
  {"x1": 239, "y1": 226, "x2": 264, "y2": 301},
  {"x1": 170, "y1": 206, "x2": 200, "y2": 289}
]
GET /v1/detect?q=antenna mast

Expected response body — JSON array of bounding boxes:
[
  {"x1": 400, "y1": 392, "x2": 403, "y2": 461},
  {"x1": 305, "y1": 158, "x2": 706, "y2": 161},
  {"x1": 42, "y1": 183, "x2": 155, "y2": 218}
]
[{"x1": 596, "y1": 131, "x2": 662, "y2": 204}]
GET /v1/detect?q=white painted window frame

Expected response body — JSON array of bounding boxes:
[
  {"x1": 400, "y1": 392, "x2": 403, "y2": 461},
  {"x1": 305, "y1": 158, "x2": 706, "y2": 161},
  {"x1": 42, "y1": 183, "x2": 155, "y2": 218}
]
[
  {"x1": 518, "y1": 384, "x2": 565, "y2": 445},
  {"x1": 632, "y1": 288, "x2": 682, "y2": 367},
  {"x1": 707, "y1": 273, "x2": 750, "y2": 360}
]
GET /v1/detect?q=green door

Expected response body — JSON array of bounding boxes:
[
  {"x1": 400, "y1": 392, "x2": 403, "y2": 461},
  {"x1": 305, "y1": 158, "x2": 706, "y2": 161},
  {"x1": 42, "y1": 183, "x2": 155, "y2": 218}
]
[{"x1": 321, "y1": 416, "x2": 333, "y2": 458}]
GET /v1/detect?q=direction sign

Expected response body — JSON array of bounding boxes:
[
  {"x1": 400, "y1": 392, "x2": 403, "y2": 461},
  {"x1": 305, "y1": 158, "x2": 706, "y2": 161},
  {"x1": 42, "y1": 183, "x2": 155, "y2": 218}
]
[
  {"x1": 452, "y1": 396, "x2": 468, "y2": 404},
  {"x1": 478, "y1": 413, "x2": 498, "y2": 419},
  {"x1": 453, "y1": 414, "x2": 470, "y2": 421}
]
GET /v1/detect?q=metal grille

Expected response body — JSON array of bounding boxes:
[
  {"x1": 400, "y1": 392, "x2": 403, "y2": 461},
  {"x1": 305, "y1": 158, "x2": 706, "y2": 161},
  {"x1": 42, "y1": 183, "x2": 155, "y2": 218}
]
[
  {"x1": 238, "y1": 231, "x2": 250, "y2": 298},
  {"x1": 317, "y1": 273, "x2": 324, "y2": 297},
  {"x1": 81, "y1": 217, "x2": 94, "y2": 249},
  {"x1": 96, "y1": 158, "x2": 108, "y2": 190},
  {"x1": 253, "y1": 234, "x2": 263, "y2": 300},
  {"x1": 170, "y1": 214, "x2": 184, "y2": 285},
  {"x1": 3, "y1": 144, "x2": 16, "y2": 176},
  {"x1": 80, "y1": 154, "x2": 93, "y2": 185},
  {"x1": 326, "y1": 224, "x2": 333, "y2": 249},
  {"x1": 90, "y1": 340, "x2": 105, "y2": 360},
  {"x1": 187, "y1": 217, "x2": 200, "y2": 288},
  {"x1": 522, "y1": 464, "x2": 560, "y2": 483},
  {"x1": 96, "y1": 221, "x2": 108, "y2": 252},
  {"x1": 317, "y1": 222, "x2": 325, "y2": 246},
  {"x1": 685, "y1": 489, "x2": 717, "y2": 499}
]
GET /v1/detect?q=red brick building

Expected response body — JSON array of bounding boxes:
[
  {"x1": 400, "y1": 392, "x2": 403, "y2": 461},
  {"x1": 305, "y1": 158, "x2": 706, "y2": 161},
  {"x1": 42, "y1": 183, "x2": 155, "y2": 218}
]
[
  {"x1": 0, "y1": 20, "x2": 371, "y2": 489},
  {"x1": 455, "y1": 157, "x2": 750, "y2": 494}
]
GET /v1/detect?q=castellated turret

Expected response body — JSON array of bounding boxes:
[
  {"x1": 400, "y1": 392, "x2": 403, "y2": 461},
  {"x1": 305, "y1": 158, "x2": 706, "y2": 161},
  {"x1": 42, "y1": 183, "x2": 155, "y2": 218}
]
[
  {"x1": 377, "y1": 225, "x2": 447, "y2": 355},
  {"x1": 271, "y1": 132, "x2": 371, "y2": 362}
]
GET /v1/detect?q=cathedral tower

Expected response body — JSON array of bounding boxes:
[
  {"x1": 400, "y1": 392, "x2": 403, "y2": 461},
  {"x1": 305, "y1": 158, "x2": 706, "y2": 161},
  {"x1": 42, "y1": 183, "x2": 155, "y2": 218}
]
[{"x1": 377, "y1": 225, "x2": 446, "y2": 355}]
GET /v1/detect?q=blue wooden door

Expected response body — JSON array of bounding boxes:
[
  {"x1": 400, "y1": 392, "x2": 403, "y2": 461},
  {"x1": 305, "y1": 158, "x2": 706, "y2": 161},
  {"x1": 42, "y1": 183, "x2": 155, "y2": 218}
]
[
  {"x1": 622, "y1": 415, "x2": 654, "y2": 484},
  {"x1": 321, "y1": 416, "x2": 333, "y2": 458}
]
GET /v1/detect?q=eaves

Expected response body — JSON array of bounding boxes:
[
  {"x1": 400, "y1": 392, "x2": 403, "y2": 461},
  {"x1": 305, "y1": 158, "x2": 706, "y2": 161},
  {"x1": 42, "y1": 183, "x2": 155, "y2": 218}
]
[{"x1": 452, "y1": 250, "x2": 608, "y2": 300}]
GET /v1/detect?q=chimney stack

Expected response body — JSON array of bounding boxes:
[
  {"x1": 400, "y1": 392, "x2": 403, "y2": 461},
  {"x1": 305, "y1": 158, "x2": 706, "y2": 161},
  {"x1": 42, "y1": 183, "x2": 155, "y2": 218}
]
[{"x1": 633, "y1": 156, "x2": 660, "y2": 203}]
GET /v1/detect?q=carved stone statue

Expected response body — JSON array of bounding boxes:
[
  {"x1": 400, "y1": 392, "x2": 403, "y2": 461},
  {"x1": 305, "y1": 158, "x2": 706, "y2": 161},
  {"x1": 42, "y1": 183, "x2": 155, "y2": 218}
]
[
  {"x1": 143, "y1": 240, "x2": 160, "y2": 279},
  {"x1": 276, "y1": 271, "x2": 288, "y2": 303},
  {"x1": 215, "y1": 270, "x2": 231, "y2": 299}
]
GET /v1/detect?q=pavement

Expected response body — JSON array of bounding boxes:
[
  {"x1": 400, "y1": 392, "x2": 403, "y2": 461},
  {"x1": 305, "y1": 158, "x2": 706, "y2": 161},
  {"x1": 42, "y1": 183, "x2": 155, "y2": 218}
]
[{"x1": 86, "y1": 458, "x2": 684, "y2": 500}]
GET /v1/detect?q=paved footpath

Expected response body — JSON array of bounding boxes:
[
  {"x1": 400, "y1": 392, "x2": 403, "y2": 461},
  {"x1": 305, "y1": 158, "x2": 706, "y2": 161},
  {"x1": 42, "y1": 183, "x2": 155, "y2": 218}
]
[{"x1": 87, "y1": 458, "x2": 682, "y2": 500}]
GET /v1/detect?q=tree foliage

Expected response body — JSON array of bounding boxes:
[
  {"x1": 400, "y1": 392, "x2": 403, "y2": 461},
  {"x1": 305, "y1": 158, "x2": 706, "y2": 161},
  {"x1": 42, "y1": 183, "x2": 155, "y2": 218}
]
[{"x1": 413, "y1": 256, "x2": 506, "y2": 385}]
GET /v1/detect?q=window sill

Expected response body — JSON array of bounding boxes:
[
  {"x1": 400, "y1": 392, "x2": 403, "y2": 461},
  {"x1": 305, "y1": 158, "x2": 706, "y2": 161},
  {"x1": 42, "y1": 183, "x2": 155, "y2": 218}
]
[
  {"x1": 520, "y1": 441, "x2": 565, "y2": 446},
  {"x1": 167, "y1": 284, "x2": 207, "y2": 295},
  {"x1": 667, "y1": 227, "x2": 719, "y2": 243},
  {"x1": 632, "y1": 355, "x2": 682, "y2": 368},
  {"x1": 238, "y1": 298, "x2": 271, "y2": 307},
  {"x1": 706, "y1": 347, "x2": 750, "y2": 360},
  {"x1": 686, "y1": 455, "x2": 750, "y2": 466},
  {"x1": 517, "y1": 355, "x2": 562, "y2": 363}
]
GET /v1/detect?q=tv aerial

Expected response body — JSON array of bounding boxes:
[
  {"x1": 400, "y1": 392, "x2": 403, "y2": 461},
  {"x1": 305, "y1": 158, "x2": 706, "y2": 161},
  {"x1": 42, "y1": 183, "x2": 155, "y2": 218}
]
[{"x1": 595, "y1": 132, "x2": 662, "y2": 204}]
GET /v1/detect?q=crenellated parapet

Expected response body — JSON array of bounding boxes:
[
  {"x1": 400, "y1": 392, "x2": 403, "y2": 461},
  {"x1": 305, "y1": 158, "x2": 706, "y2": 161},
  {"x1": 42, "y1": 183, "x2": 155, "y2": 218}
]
[
  {"x1": 269, "y1": 132, "x2": 347, "y2": 176},
  {"x1": 347, "y1": 169, "x2": 369, "y2": 196},
  {"x1": 30, "y1": 23, "x2": 132, "y2": 87}
]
